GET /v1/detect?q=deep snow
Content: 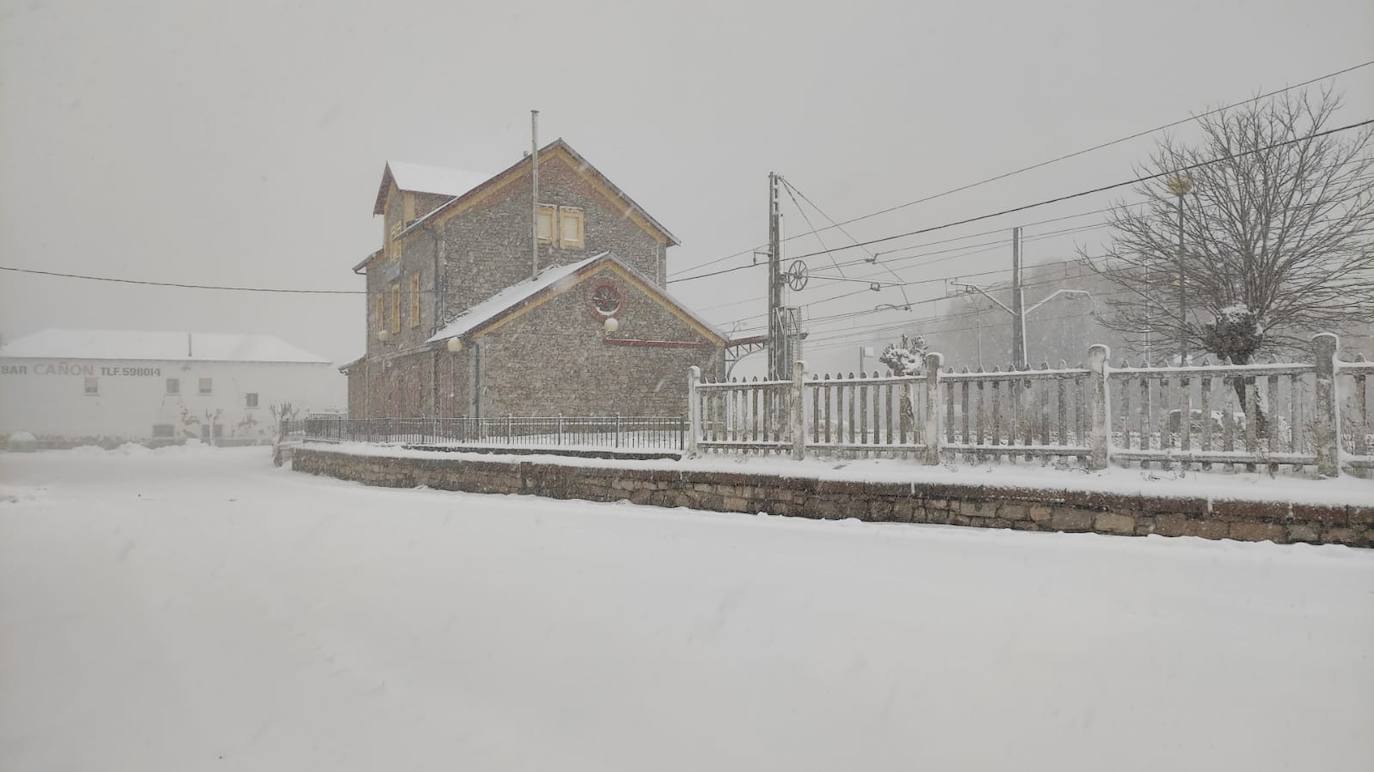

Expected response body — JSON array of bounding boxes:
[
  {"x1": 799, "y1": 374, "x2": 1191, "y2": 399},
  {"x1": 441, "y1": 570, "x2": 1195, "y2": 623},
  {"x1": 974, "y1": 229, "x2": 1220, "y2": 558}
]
[{"x1": 1, "y1": 446, "x2": 1372, "y2": 771}]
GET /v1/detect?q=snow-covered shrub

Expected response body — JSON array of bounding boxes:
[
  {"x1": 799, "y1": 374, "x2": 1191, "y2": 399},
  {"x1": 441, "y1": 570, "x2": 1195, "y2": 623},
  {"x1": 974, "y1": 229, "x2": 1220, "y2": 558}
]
[
  {"x1": 879, "y1": 335, "x2": 927, "y2": 376},
  {"x1": 1201, "y1": 304, "x2": 1265, "y2": 364}
]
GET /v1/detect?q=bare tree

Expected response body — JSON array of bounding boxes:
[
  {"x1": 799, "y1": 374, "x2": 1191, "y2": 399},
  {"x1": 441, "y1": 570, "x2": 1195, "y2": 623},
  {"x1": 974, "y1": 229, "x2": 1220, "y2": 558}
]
[
  {"x1": 270, "y1": 402, "x2": 300, "y2": 438},
  {"x1": 1087, "y1": 90, "x2": 1374, "y2": 367}
]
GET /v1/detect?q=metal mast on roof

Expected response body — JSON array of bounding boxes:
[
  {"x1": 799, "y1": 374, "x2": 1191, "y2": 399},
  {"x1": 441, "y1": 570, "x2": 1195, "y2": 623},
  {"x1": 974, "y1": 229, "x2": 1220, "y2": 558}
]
[{"x1": 530, "y1": 110, "x2": 540, "y2": 280}]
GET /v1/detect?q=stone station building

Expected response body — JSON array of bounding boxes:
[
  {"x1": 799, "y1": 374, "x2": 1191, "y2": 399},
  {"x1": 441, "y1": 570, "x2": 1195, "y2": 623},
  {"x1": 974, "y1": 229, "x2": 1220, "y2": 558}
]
[{"x1": 343, "y1": 140, "x2": 726, "y2": 419}]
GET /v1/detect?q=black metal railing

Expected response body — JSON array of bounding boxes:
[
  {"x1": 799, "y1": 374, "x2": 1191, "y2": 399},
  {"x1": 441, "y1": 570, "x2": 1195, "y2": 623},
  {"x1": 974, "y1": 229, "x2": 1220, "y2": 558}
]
[{"x1": 295, "y1": 415, "x2": 687, "y2": 452}]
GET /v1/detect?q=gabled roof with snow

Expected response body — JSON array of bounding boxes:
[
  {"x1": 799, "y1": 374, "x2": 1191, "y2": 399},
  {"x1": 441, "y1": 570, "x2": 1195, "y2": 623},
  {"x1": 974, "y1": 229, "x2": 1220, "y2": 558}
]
[
  {"x1": 0, "y1": 330, "x2": 332, "y2": 364},
  {"x1": 373, "y1": 161, "x2": 491, "y2": 215},
  {"x1": 376, "y1": 140, "x2": 680, "y2": 246},
  {"x1": 427, "y1": 252, "x2": 723, "y2": 346}
]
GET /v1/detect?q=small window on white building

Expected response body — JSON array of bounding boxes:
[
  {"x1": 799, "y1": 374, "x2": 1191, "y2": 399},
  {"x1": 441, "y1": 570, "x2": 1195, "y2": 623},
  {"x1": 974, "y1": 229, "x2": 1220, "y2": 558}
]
[
  {"x1": 152, "y1": 424, "x2": 176, "y2": 438},
  {"x1": 199, "y1": 377, "x2": 213, "y2": 395},
  {"x1": 536, "y1": 204, "x2": 557, "y2": 243},
  {"x1": 84, "y1": 377, "x2": 99, "y2": 395},
  {"x1": 166, "y1": 377, "x2": 180, "y2": 395},
  {"x1": 245, "y1": 392, "x2": 259, "y2": 408}
]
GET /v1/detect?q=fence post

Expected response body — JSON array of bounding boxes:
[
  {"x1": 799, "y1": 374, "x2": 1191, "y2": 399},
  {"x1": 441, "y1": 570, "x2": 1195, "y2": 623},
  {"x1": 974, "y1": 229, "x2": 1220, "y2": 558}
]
[
  {"x1": 557, "y1": 414, "x2": 564, "y2": 446},
  {"x1": 923, "y1": 352, "x2": 943, "y2": 465},
  {"x1": 790, "y1": 360, "x2": 807, "y2": 460},
  {"x1": 506, "y1": 414, "x2": 513, "y2": 443},
  {"x1": 687, "y1": 366, "x2": 701, "y2": 457},
  {"x1": 1088, "y1": 344, "x2": 1111, "y2": 470},
  {"x1": 1312, "y1": 332, "x2": 1339, "y2": 477},
  {"x1": 615, "y1": 414, "x2": 622, "y2": 448}
]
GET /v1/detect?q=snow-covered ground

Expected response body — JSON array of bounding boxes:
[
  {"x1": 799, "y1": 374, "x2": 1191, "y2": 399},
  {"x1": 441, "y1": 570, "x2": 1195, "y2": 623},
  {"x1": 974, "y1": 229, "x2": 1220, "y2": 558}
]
[{"x1": 2, "y1": 446, "x2": 1372, "y2": 771}]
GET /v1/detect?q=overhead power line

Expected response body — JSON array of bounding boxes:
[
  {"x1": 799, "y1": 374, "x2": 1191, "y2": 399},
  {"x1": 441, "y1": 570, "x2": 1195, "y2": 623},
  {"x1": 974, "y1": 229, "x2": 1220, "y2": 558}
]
[
  {"x1": 0, "y1": 265, "x2": 372, "y2": 295},
  {"x1": 666, "y1": 58, "x2": 1374, "y2": 279},
  {"x1": 669, "y1": 117, "x2": 1374, "y2": 284}
]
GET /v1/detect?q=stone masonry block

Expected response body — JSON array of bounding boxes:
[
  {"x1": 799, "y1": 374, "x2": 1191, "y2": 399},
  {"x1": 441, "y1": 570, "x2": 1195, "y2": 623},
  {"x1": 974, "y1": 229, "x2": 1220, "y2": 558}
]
[
  {"x1": 1227, "y1": 521, "x2": 1287, "y2": 543},
  {"x1": 1050, "y1": 508, "x2": 1095, "y2": 532},
  {"x1": 1093, "y1": 512, "x2": 1136, "y2": 536}
]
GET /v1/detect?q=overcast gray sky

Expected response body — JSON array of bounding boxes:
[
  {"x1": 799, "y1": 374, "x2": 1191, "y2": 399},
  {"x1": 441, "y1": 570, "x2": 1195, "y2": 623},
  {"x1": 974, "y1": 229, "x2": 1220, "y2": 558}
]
[{"x1": 2, "y1": 0, "x2": 1371, "y2": 373}]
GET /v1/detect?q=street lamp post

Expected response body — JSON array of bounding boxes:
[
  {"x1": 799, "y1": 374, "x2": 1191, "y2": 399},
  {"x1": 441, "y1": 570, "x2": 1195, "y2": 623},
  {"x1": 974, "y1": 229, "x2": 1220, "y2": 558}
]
[{"x1": 1167, "y1": 174, "x2": 1193, "y2": 364}]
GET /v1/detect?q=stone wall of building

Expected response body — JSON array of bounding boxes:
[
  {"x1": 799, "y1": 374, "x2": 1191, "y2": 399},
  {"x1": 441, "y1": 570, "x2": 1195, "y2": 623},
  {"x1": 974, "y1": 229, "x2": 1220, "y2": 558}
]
[
  {"x1": 434, "y1": 152, "x2": 668, "y2": 321},
  {"x1": 349, "y1": 261, "x2": 721, "y2": 419},
  {"x1": 291, "y1": 446, "x2": 1373, "y2": 548},
  {"x1": 471, "y1": 263, "x2": 719, "y2": 417},
  {"x1": 351, "y1": 149, "x2": 681, "y2": 420}
]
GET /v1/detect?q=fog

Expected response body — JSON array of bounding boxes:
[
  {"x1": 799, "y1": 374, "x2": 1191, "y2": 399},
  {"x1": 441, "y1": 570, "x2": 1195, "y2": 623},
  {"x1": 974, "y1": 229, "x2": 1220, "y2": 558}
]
[
  {"x1": 3, "y1": 0, "x2": 1371, "y2": 372},
  {"x1": 4, "y1": 3, "x2": 1374, "y2": 770}
]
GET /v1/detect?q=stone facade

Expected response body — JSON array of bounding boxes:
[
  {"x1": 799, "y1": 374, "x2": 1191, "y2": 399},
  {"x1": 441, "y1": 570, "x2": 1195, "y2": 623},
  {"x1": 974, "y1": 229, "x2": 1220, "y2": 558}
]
[
  {"x1": 348, "y1": 261, "x2": 721, "y2": 418},
  {"x1": 346, "y1": 141, "x2": 722, "y2": 419},
  {"x1": 292, "y1": 446, "x2": 1373, "y2": 548}
]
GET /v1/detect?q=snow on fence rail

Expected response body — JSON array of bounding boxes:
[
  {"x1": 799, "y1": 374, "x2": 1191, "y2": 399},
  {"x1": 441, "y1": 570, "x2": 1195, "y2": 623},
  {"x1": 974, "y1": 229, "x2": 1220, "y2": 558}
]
[
  {"x1": 689, "y1": 333, "x2": 1372, "y2": 476},
  {"x1": 297, "y1": 416, "x2": 687, "y2": 451},
  {"x1": 1340, "y1": 354, "x2": 1374, "y2": 470}
]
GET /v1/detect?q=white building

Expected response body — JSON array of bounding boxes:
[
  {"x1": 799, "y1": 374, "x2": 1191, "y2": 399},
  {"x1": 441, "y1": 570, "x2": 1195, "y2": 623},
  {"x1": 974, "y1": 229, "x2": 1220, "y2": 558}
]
[{"x1": 0, "y1": 329, "x2": 343, "y2": 446}]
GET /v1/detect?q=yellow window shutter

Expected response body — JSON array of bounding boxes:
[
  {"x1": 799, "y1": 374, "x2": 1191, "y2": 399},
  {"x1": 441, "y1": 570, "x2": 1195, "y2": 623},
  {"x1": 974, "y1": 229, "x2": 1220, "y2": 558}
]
[
  {"x1": 559, "y1": 207, "x2": 584, "y2": 249},
  {"x1": 536, "y1": 204, "x2": 557, "y2": 243}
]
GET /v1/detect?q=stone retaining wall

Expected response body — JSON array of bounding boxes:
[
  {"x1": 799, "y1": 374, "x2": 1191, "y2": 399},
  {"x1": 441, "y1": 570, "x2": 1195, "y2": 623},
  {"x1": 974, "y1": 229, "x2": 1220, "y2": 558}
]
[{"x1": 291, "y1": 446, "x2": 1372, "y2": 547}]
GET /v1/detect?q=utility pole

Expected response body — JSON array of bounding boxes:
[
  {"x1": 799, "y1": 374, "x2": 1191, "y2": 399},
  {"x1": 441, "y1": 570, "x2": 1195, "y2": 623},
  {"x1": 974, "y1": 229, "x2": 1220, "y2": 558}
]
[
  {"x1": 953, "y1": 227, "x2": 1091, "y2": 367},
  {"x1": 1010, "y1": 226, "x2": 1026, "y2": 369},
  {"x1": 531, "y1": 109, "x2": 540, "y2": 280},
  {"x1": 975, "y1": 310, "x2": 983, "y2": 369},
  {"x1": 767, "y1": 171, "x2": 782, "y2": 380}
]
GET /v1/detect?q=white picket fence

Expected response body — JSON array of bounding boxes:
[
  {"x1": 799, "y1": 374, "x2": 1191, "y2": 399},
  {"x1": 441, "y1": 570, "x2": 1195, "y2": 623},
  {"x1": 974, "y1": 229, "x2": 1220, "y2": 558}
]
[{"x1": 688, "y1": 333, "x2": 1374, "y2": 476}]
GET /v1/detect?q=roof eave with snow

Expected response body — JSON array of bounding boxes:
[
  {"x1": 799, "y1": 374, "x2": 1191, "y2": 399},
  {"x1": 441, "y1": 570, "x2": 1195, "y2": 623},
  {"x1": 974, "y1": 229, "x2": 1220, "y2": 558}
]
[{"x1": 424, "y1": 252, "x2": 724, "y2": 347}]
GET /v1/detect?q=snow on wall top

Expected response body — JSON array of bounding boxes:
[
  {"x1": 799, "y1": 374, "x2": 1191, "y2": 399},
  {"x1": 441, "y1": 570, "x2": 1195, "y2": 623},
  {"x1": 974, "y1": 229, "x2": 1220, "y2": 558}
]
[
  {"x1": 0, "y1": 329, "x2": 332, "y2": 364},
  {"x1": 386, "y1": 161, "x2": 491, "y2": 199},
  {"x1": 428, "y1": 253, "x2": 607, "y2": 343}
]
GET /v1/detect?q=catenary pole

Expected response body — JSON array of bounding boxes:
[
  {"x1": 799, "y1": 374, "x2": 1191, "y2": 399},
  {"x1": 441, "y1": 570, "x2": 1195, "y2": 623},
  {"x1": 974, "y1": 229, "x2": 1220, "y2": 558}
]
[
  {"x1": 1011, "y1": 226, "x2": 1026, "y2": 368},
  {"x1": 767, "y1": 172, "x2": 781, "y2": 379}
]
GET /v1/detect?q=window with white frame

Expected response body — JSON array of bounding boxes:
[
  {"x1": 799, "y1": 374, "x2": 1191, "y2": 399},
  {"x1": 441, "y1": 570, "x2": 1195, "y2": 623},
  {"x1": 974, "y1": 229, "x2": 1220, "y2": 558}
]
[
  {"x1": 199, "y1": 377, "x2": 213, "y2": 395},
  {"x1": 166, "y1": 377, "x2": 180, "y2": 395},
  {"x1": 84, "y1": 377, "x2": 99, "y2": 395},
  {"x1": 245, "y1": 392, "x2": 259, "y2": 408}
]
